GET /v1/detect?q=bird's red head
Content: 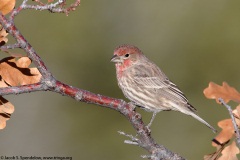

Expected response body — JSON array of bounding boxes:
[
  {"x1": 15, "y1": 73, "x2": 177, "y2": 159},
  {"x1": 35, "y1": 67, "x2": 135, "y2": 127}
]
[
  {"x1": 110, "y1": 44, "x2": 143, "y2": 77},
  {"x1": 113, "y1": 44, "x2": 142, "y2": 57},
  {"x1": 110, "y1": 44, "x2": 142, "y2": 65}
]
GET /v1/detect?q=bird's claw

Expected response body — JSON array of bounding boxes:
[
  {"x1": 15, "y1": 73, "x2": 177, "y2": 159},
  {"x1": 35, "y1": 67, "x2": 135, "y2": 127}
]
[
  {"x1": 145, "y1": 125, "x2": 152, "y2": 135},
  {"x1": 128, "y1": 102, "x2": 137, "y2": 110}
]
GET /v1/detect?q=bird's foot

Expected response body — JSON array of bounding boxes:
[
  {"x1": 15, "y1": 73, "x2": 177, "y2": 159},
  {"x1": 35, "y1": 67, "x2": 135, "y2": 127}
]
[
  {"x1": 127, "y1": 102, "x2": 137, "y2": 110},
  {"x1": 145, "y1": 112, "x2": 157, "y2": 132},
  {"x1": 145, "y1": 125, "x2": 152, "y2": 135}
]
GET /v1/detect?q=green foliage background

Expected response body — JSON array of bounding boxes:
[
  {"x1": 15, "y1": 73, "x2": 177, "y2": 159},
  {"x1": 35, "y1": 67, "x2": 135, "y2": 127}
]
[{"x1": 1, "y1": 0, "x2": 240, "y2": 159}]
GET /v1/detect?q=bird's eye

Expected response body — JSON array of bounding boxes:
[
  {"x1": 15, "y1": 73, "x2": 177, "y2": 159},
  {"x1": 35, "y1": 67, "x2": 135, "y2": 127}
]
[{"x1": 124, "y1": 54, "x2": 129, "y2": 58}]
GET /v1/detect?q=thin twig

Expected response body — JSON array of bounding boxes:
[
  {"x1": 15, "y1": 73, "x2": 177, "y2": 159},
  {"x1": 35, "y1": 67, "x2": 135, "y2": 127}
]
[
  {"x1": 0, "y1": 43, "x2": 21, "y2": 50},
  {"x1": 22, "y1": 0, "x2": 64, "y2": 11},
  {"x1": 219, "y1": 98, "x2": 240, "y2": 147},
  {"x1": 9, "y1": 0, "x2": 80, "y2": 19}
]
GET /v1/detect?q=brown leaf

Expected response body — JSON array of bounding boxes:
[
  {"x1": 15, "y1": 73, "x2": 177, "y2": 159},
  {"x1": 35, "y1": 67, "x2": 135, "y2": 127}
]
[
  {"x1": 217, "y1": 107, "x2": 240, "y2": 143},
  {"x1": 0, "y1": 96, "x2": 14, "y2": 129},
  {"x1": 236, "y1": 105, "x2": 240, "y2": 118},
  {"x1": 0, "y1": 57, "x2": 42, "y2": 86},
  {"x1": 232, "y1": 105, "x2": 240, "y2": 121},
  {"x1": 213, "y1": 119, "x2": 235, "y2": 146},
  {"x1": 0, "y1": 27, "x2": 8, "y2": 46},
  {"x1": 0, "y1": 71, "x2": 15, "y2": 129},
  {"x1": 0, "y1": 0, "x2": 16, "y2": 15},
  {"x1": 0, "y1": 57, "x2": 41, "y2": 129},
  {"x1": 203, "y1": 82, "x2": 240, "y2": 104},
  {"x1": 219, "y1": 141, "x2": 239, "y2": 160},
  {"x1": 0, "y1": 78, "x2": 8, "y2": 88}
]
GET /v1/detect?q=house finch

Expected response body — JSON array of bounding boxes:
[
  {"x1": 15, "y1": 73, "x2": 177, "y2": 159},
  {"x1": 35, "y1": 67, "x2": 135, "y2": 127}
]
[{"x1": 111, "y1": 44, "x2": 216, "y2": 133}]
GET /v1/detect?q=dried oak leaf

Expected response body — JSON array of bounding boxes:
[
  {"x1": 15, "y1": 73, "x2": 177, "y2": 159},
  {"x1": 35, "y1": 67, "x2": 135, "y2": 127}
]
[
  {"x1": 219, "y1": 141, "x2": 239, "y2": 160},
  {"x1": 203, "y1": 82, "x2": 240, "y2": 104},
  {"x1": 0, "y1": 27, "x2": 8, "y2": 46},
  {"x1": 0, "y1": 0, "x2": 16, "y2": 15},
  {"x1": 0, "y1": 57, "x2": 41, "y2": 86},
  {"x1": 232, "y1": 105, "x2": 240, "y2": 120},
  {"x1": 0, "y1": 0, "x2": 15, "y2": 46},
  {"x1": 0, "y1": 77, "x2": 8, "y2": 88},
  {"x1": 213, "y1": 119, "x2": 235, "y2": 146},
  {"x1": 0, "y1": 96, "x2": 14, "y2": 129},
  {"x1": 0, "y1": 56, "x2": 41, "y2": 129}
]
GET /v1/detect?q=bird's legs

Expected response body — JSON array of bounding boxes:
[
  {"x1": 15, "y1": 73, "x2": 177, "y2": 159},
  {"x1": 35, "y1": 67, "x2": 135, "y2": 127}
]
[{"x1": 147, "y1": 112, "x2": 157, "y2": 128}]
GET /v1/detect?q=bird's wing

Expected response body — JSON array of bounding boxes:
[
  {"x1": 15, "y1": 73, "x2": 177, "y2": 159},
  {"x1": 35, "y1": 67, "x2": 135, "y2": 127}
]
[
  {"x1": 134, "y1": 77, "x2": 166, "y2": 89},
  {"x1": 134, "y1": 76, "x2": 188, "y2": 102}
]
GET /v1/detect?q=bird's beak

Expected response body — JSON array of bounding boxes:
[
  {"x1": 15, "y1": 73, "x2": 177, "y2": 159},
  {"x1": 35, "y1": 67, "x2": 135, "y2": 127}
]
[{"x1": 110, "y1": 55, "x2": 121, "y2": 63}]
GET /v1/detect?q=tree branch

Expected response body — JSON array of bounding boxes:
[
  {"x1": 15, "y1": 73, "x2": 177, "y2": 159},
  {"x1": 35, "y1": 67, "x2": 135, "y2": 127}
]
[{"x1": 0, "y1": 1, "x2": 185, "y2": 159}]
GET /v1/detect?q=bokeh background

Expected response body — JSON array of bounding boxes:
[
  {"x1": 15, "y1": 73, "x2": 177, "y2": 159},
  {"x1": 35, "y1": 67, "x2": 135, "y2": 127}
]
[{"x1": 1, "y1": 0, "x2": 240, "y2": 159}]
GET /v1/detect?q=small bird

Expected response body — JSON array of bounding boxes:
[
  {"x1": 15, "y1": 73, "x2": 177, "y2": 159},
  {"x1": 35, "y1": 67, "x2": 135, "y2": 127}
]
[{"x1": 111, "y1": 44, "x2": 216, "y2": 133}]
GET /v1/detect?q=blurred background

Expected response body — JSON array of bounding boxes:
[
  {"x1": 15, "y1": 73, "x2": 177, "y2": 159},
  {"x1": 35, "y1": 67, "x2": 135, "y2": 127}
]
[{"x1": 1, "y1": 0, "x2": 240, "y2": 159}]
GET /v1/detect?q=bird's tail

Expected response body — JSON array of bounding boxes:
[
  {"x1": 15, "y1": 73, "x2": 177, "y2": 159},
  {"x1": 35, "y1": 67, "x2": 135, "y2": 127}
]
[
  {"x1": 189, "y1": 112, "x2": 217, "y2": 133},
  {"x1": 170, "y1": 102, "x2": 217, "y2": 133}
]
